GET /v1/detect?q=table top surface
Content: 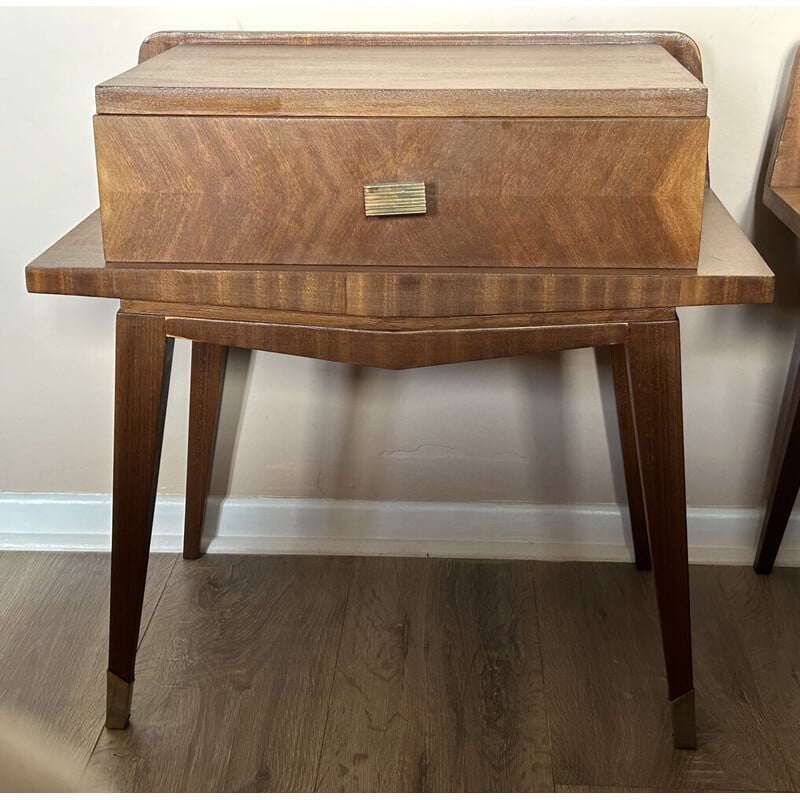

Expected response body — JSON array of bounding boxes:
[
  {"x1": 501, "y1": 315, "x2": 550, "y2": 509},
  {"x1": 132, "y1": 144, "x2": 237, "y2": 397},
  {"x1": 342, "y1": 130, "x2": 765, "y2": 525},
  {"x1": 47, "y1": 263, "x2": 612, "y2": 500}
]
[{"x1": 25, "y1": 189, "x2": 773, "y2": 320}]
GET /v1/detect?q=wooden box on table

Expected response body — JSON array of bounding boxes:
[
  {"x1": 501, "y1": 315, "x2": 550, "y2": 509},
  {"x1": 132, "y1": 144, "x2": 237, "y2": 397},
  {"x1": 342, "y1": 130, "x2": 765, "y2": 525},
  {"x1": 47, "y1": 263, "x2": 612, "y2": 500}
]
[{"x1": 93, "y1": 39, "x2": 708, "y2": 269}]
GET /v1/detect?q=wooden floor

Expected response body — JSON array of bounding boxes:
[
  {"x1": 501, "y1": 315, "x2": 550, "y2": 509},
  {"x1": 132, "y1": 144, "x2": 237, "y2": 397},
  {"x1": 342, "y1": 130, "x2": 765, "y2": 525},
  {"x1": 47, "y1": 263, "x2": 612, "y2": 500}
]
[{"x1": 2, "y1": 552, "x2": 800, "y2": 792}]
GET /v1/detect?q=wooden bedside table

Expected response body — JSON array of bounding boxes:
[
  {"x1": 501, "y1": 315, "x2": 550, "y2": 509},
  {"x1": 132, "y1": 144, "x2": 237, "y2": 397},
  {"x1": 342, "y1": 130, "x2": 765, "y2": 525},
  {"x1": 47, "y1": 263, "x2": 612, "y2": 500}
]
[{"x1": 25, "y1": 30, "x2": 774, "y2": 750}]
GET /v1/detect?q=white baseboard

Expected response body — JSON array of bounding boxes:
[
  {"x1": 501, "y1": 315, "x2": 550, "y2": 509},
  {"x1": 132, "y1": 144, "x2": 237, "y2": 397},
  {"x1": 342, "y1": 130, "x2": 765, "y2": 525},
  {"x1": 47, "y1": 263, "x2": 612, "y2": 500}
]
[{"x1": 0, "y1": 493, "x2": 797, "y2": 566}]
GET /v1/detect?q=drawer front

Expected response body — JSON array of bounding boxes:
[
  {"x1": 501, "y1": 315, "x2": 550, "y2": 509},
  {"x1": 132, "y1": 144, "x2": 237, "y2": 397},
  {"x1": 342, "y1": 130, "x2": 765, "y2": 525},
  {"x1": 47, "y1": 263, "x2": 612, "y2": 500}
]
[{"x1": 94, "y1": 115, "x2": 708, "y2": 268}]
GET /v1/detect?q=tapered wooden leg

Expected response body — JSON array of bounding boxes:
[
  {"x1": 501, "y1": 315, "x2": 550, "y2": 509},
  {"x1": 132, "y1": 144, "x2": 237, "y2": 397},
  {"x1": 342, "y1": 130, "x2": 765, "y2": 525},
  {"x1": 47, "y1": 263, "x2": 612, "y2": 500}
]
[
  {"x1": 107, "y1": 311, "x2": 173, "y2": 730},
  {"x1": 184, "y1": 342, "x2": 228, "y2": 560},
  {"x1": 754, "y1": 360, "x2": 800, "y2": 574},
  {"x1": 626, "y1": 317, "x2": 695, "y2": 749},
  {"x1": 610, "y1": 344, "x2": 651, "y2": 570}
]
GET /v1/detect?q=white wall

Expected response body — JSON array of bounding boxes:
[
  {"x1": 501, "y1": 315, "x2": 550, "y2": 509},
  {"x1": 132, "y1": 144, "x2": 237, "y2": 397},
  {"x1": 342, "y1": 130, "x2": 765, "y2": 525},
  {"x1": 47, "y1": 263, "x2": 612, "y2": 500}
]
[{"x1": 2, "y1": 5, "x2": 800, "y2": 556}]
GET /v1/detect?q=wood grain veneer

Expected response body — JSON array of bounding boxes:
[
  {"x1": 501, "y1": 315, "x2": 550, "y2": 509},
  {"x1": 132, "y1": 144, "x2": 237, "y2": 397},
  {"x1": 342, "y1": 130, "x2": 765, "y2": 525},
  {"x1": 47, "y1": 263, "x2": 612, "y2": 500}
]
[
  {"x1": 625, "y1": 319, "x2": 692, "y2": 714},
  {"x1": 163, "y1": 317, "x2": 631, "y2": 370},
  {"x1": 94, "y1": 115, "x2": 708, "y2": 268},
  {"x1": 765, "y1": 47, "x2": 800, "y2": 190},
  {"x1": 763, "y1": 186, "x2": 800, "y2": 240},
  {"x1": 762, "y1": 48, "x2": 800, "y2": 232},
  {"x1": 183, "y1": 342, "x2": 227, "y2": 560},
  {"x1": 763, "y1": 46, "x2": 800, "y2": 239},
  {"x1": 135, "y1": 32, "x2": 705, "y2": 88},
  {"x1": 108, "y1": 313, "x2": 173, "y2": 699},
  {"x1": 118, "y1": 305, "x2": 674, "y2": 328},
  {"x1": 96, "y1": 43, "x2": 706, "y2": 118},
  {"x1": 25, "y1": 191, "x2": 774, "y2": 314},
  {"x1": 94, "y1": 33, "x2": 709, "y2": 270},
  {"x1": 610, "y1": 344, "x2": 651, "y2": 571}
]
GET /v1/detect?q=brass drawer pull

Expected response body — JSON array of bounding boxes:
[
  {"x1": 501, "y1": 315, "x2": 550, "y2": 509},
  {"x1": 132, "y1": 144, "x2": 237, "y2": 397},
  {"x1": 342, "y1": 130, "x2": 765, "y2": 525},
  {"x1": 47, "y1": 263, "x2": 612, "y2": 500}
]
[{"x1": 363, "y1": 181, "x2": 427, "y2": 217}]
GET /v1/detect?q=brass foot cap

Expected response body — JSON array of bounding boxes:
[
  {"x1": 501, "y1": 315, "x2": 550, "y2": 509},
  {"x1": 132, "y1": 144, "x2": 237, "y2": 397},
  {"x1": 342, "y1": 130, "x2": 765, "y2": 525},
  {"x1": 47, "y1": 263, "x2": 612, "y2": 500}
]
[
  {"x1": 106, "y1": 671, "x2": 133, "y2": 730},
  {"x1": 670, "y1": 689, "x2": 697, "y2": 749}
]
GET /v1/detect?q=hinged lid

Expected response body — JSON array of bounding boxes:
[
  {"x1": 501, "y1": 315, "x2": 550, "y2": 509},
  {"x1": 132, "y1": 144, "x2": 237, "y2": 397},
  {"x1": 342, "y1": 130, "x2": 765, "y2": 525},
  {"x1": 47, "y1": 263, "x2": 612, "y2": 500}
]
[{"x1": 95, "y1": 42, "x2": 707, "y2": 117}]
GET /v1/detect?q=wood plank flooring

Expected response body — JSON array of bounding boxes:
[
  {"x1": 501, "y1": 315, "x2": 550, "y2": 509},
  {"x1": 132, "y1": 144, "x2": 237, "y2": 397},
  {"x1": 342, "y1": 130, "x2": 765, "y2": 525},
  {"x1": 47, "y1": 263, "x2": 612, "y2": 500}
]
[
  {"x1": 315, "y1": 558, "x2": 552, "y2": 791},
  {"x1": 2, "y1": 552, "x2": 800, "y2": 792},
  {"x1": 0, "y1": 552, "x2": 175, "y2": 767},
  {"x1": 535, "y1": 562, "x2": 795, "y2": 791},
  {"x1": 85, "y1": 555, "x2": 354, "y2": 792}
]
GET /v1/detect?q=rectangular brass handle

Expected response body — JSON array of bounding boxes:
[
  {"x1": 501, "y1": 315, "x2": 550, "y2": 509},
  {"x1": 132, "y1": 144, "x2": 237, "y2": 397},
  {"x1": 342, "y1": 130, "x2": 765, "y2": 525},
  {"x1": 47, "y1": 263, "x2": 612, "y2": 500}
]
[{"x1": 363, "y1": 181, "x2": 427, "y2": 216}]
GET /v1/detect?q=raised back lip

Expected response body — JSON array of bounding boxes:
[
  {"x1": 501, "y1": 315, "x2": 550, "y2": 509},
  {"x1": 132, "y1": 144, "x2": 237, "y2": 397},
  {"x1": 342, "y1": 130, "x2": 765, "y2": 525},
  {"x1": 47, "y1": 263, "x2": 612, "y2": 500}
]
[{"x1": 136, "y1": 29, "x2": 704, "y2": 83}]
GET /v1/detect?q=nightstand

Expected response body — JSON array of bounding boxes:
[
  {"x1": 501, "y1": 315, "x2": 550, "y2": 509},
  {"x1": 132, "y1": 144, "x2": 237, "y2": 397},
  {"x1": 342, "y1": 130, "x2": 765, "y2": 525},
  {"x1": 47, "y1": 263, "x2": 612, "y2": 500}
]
[{"x1": 25, "y1": 30, "x2": 775, "y2": 749}]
